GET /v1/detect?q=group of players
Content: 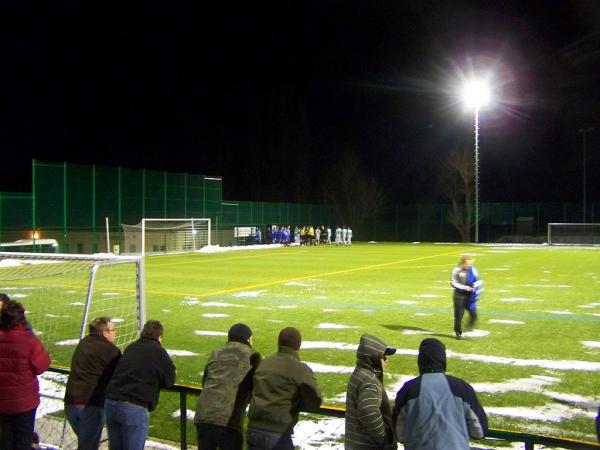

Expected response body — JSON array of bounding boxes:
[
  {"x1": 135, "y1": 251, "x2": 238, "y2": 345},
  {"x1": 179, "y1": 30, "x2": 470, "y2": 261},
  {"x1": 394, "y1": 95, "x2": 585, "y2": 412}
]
[{"x1": 258, "y1": 224, "x2": 353, "y2": 246}]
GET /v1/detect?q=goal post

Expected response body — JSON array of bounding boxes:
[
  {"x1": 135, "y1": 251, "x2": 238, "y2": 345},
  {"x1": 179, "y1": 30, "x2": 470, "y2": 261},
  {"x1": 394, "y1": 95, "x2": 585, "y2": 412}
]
[
  {"x1": 122, "y1": 218, "x2": 211, "y2": 256},
  {"x1": 0, "y1": 252, "x2": 145, "y2": 366},
  {"x1": 547, "y1": 223, "x2": 600, "y2": 245}
]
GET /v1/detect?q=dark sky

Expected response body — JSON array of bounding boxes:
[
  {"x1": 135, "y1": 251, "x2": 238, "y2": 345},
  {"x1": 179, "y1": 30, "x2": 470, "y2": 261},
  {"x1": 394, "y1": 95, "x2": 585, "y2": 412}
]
[{"x1": 2, "y1": 1, "x2": 600, "y2": 204}]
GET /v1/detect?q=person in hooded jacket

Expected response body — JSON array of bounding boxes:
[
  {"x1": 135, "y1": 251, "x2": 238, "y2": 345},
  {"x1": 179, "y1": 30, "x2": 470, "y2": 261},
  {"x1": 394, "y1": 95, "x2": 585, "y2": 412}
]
[
  {"x1": 393, "y1": 338, "x2": 487, "y2": 450},
  {"x1": 345, "y1": 334, "x2": 397, "y2": 450}
]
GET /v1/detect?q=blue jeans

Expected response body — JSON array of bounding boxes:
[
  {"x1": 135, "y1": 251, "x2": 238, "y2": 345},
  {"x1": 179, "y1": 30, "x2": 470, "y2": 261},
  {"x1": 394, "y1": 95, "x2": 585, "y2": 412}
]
[
  {"x1": 65, "y1": 403, "x2": 105, "y2": 450},
  {"x1": 196, "y1": 422, "x2": 243, "y2": 450},
  {"x1": 0, "y1": 408, "x2": 36, "y2": 450},
  {"x1": 246, "y1": 427, "x2": 294, "y2": 450},
  {"x1": 105, "y1": 399, "x2": 149, "y2": 450}
]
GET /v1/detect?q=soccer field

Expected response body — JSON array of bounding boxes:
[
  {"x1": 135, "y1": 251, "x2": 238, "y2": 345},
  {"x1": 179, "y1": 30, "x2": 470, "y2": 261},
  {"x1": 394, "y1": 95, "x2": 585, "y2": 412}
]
[{"x1": 140, "y1": 242, "x2": 600, "y2": 442}]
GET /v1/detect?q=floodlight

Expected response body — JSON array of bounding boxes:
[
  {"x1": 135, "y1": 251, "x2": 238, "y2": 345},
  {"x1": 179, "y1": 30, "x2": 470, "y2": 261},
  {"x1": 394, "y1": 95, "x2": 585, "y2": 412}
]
[{"x1": 462, "y1": 80, "x2": 491, "y2": 110}]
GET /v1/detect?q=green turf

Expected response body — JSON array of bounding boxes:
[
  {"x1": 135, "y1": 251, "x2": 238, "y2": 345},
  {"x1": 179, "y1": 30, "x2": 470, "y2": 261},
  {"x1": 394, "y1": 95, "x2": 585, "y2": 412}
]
[{"x1": 139, "y1": 243, "x2": 600, "y2": 442}]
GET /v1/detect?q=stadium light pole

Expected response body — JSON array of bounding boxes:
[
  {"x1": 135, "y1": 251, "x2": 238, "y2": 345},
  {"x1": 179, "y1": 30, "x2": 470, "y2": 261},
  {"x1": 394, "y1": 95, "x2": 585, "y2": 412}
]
[
  {"x1": 462, "y1": 79, "x2": 491, "y2": 243},
  {"x1": 578, "y1": 127, "x2": 593, "y2": 223}
]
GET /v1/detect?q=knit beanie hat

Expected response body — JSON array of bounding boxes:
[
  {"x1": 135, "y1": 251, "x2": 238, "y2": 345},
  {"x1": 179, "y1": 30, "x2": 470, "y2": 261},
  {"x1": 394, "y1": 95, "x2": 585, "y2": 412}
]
[
  {"x1": 278, "y1": 327, "x2": 302, "y2": 351},
  {"x1": 228, "y1": 323, "x2": 252, "y2": 342}
]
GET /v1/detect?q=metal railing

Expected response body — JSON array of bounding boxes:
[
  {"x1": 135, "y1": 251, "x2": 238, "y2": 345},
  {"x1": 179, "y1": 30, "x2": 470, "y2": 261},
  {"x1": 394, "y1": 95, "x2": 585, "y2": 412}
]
[{"x1": 39, "y1": 367, "x2": 599, "y2": 450}]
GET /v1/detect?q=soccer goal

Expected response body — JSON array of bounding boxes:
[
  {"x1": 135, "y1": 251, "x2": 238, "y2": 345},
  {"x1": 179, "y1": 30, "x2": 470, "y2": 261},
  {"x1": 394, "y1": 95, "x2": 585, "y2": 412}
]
[
  {"x1": 0, "y1": 252, "x2": 145, "y2": 366},
  {"x1": 122, "y1": 218, "x2": 211, "y2": 256},
  {"x1": 547, "y1": 223, "x2": 600, "y2": 245}
]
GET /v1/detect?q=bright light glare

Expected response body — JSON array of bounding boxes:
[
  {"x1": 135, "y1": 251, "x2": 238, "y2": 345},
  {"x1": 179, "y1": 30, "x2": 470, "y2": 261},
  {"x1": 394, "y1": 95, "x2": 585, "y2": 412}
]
[{"x1": 462, "y1": 80, "x2": 491, "y2": 109}]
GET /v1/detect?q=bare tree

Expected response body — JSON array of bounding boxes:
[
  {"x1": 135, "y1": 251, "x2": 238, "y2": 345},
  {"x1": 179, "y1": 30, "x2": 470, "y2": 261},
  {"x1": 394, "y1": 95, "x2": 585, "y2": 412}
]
[
  {"x1": 439, "y1": 146, "x2": 475, "y2": 242},
  {"x1": 323, "y1": 153, "x2": 385, "y2": 235}
]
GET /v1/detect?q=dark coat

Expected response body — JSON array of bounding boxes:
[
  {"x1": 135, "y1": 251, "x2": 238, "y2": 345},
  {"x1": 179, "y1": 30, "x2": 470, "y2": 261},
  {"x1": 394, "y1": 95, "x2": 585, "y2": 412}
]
[
  {"x1": 106, "y1": 337, "x2": 176, "y2": 411},
  {"x1": 65, "y1": 333, "x2": 122, "y2": 406}
]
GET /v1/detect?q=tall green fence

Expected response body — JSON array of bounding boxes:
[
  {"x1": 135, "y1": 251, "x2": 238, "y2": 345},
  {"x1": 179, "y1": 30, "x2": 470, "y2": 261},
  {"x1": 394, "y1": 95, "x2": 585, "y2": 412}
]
[{"x1": 0, "y1": 160, "x2": 598, "y2": 252}]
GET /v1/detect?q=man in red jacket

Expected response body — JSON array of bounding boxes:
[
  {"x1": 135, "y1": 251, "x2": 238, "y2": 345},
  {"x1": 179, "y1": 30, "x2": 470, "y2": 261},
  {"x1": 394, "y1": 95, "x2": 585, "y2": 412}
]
[{"x1": 0, "y1": 296, "x2": 51, "y2": 450}]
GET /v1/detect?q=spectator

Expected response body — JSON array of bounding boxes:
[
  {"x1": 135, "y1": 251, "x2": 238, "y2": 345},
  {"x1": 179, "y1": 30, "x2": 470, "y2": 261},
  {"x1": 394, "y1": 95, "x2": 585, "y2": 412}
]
[
  {"x1": 64, "y1": 316, "x2": 122, "y2": 450},
  {"x1": 105, "y1": 320, "x2": 176, "y2": 450},
  {"x1": 451, "y1": 255, "x2": 482, "y2": 339},
  {"x1": 194, "y1": 323, "x2": 261, "y2": 450},
  {"x1": 345, "y1": 334, "x2": 397, "y2": 449},
  {"x1": 247, "y1": 327, "x2": 322, "y2": 450},
  {"x1": 596, "y1": 406, "x2": 599, "y2": 442},
  {"x1": 393, "y1": 338, "x2": 487, "y2": 450},
  {"x1": 0, "y1": 297, "x2": 51, "y2": 450}
]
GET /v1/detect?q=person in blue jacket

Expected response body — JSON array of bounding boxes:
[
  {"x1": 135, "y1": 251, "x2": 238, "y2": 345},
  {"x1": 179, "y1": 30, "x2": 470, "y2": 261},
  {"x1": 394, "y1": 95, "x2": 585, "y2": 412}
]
[{"x1": 450, "y1": 255, "x2": 483, "y2": 339}]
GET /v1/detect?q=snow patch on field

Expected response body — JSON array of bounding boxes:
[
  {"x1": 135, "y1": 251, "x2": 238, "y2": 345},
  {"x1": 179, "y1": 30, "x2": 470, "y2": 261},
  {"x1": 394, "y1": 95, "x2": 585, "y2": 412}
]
[
  {"x1": 395, "y1": 300, "x2": 418, "y2": 305},
  {"x1": 202, "y1": 301, "x2": 245, "y2": 308},
  {"x1": 321, "y1": 308, "x2": 339, "y2": 312},
  {"x1": 305, "y1": 362, "x2": 354, "y2": 374},
  {"x1": 231, "y1": 290, "x2": 267, "y2": 298},
  {"x1": 582, "y1": 341, "x2": 600, "y2": 349},
  {"x1": 194, "y1": 330, "x2": 227, "y2": 336},
  {"x1": 411, "y1": 294, "x2": 443, "y2": 298},
  {"x1": 473, "y1": 375, "x2": 560, "y2": 393},
  {"x1": 302, "y1": 341, "x2": 356, "y2": 350},
  {"x1": 202, "y1": 313, "x2": 229, "y2": 318},
  {"x1": 402, "y1": 329, "x2": 434, "y2": 335},
  {"x1": 317, "y1": 323, "x2": 356, "y2": 329},
  {"x1": 181, "y1": 298, "x2": 199, "y2": 305},
  {"x1": 279, "y1": 305, "x2": 298, "y2": 309},
  {"x1": 488, "y1": 319, "x2": 525, "y2": 325},
  {"x1": 461, "y1": 329, "x2": 490, "y2": 338},
  {"x1": 70, "y1": 302, "x2": 85, "y2": 306},
  {"x1": 414, "y1": 313, "x2": 432, "y2": 316},
  {"x1": 166, "y1": 349, "x2": 198, "y2": 357},
  {"x1": 485, "y1": 404, "x2": 587, "y2": 422},
  {"x1": 45, "y1": 313, "x2": 70, "y2": 318},
  {"x1": 500, "y1": 297, "x2": 530, "y2": 302},
  {"x1": 284, "y1": 281, "x2": 314, "y2": 287},
  {"x1": 55, "y1": 339, "x2": 79, "y2": 346}
]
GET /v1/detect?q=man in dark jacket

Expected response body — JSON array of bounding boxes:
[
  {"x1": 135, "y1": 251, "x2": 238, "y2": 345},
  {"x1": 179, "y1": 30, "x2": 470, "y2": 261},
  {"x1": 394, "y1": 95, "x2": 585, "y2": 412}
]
[
  {"x1": 345, "y1": 334, "x2": 397, "y2": 450},
  {"x1": 105, "y1": 320, "x2": 176, "y2": 450},
  {"x1": 64, "y1": 316, "x2": 121, "y2": 450},
  {"x1": 194, "y1": 323, "x2": 261, "y2": 450},
  {"x1": 247, "y1": 327, "x2": 322, "y2": 450},
  {"x1": 393, "y1": 338, "x2": 487, "y2": 450}
]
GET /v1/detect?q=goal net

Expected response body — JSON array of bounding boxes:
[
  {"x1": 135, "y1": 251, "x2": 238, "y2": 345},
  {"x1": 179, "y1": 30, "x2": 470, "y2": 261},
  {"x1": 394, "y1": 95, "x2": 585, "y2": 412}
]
[
  {"x1": 122, "y1": 218, "x2": 211, "y2": 256},
  {"x1": 0, "y1": 252, "x2": 145, "y2": 366},
  {"x1": 547, "y1": 223, "x2": 600, "y2": 245},
  {"x1": 0, "y1": 252, "x2": 144, "y2": 448}
]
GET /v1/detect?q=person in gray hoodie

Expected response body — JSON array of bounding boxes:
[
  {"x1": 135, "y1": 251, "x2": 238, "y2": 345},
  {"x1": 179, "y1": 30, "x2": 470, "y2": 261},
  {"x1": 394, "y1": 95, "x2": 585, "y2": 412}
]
[
  {"x1": 393, "y1": 338, "x2": 487, "y2": 450},
  {"x1": 345, "y1": 334, "x2": 397, "y2": 449}
]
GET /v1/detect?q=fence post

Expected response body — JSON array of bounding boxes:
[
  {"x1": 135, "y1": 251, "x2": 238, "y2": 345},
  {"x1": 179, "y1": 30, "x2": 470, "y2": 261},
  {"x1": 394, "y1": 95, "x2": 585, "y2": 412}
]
[{"x1": 180, "y1": 389, "x2": 187, "y2": 449}]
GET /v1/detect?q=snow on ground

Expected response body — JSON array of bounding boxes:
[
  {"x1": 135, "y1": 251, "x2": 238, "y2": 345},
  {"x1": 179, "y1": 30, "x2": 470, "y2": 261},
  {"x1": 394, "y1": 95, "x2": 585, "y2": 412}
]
[
  {"x1": 582, "y1": 341, "x2": 600, "y2": 349},
  {"x1": 166, "y1": 349, "x2": 198, "y2": 357},
  {"x1": 202, "y1": 313, "x2": 229, "y2": 318},
  {"x1": 194, "y1": 330, "x2": 227, "y2": 336},
  {"x1": 305, "y1": 362, "x2": 354, "y2": 374},
  {"x1": 317, "y1": 323, "x2": 356, "y2": 329},
  {"x1": 231, "y1": 290, "x2": 267, "y2": 298},
  {"x1": 488, "y1": 319, "x2": 525, "y2": 325},
  {"x1": 402, "y1": 329, "x2": 434, "y2": 335},
  {"x1": 55, "y1": 339, "x2": 79, "y2": 346},
  {"x1": 201, "y1": 301, "x2": 246, "y2": 307},
  {"x1": 395, "y1": 300, "x2": 418, "y2": 304},
  {"x1": 472, "y1": 375, "x2": 560, "y2": 393},
  {"x1": 302, "y1": 341, "x2": 356, "y2": 350}
]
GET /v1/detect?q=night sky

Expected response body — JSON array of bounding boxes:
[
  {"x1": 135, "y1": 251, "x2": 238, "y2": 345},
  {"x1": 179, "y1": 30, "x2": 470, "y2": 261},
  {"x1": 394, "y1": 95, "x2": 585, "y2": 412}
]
[{"x1": 2, "y1": 1, "x2": 599, "y2": 204}]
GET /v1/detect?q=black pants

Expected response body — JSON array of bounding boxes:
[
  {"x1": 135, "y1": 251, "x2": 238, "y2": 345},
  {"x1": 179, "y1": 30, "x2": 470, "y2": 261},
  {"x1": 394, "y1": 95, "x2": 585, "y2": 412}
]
[
  {"x1": 196, "y1": 423, "x2": 243, "y2": 450},
  {"x1": 453, "y1": 293, "x2": 477, "y2": 335},
  {"x1": 0, "y1": 408, "x2": 37, "y2": 450}
]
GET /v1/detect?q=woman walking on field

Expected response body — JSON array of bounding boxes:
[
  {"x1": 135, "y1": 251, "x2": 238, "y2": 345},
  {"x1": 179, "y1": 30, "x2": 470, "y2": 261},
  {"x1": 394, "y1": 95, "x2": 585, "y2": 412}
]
[{"x1": 451, "y1": 256, "x2": 482, "y2": 340}]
